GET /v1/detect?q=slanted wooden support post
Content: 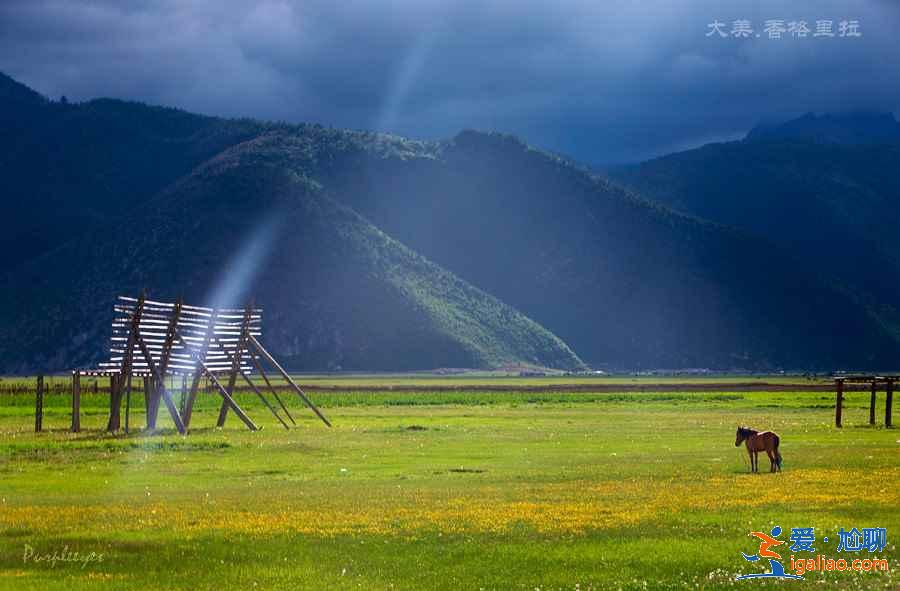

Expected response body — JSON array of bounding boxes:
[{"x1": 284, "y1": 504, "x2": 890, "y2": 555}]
[
  {"x1": 201, "y1": 366, "x2": 258, "y2": 431},
  {"x1": 869, "y1": 380, "x2": 877, "y2": 425},
  {"x1": 173, "y1": 329, "x2": 257, "y2": 431},
  {"x1": 249, "y1": 350, "x2": 296, "y2": 425},
  {"x1": 71, "y1": 372, "x2": 81, "y2": 433},
  {"x1": 886, "y1": 379, "x2": 894, "y2": 428},
  {"x1": 239, "y1": 369, "x2": 290, "y2": 429},
  {"x1": 835, "y1": 378, "x2": 844, "y2": 428},
  {"x1": 135, "y1": 335, "x2": 186, "y2": 434},
  {"x1": 249, "y1": 335, "x2": 331, "y2": 427},
  {"x1": 216, "y1": 304, "x2": 253, "y2": 427},
  {"x1": 147, "y1": 297, "x2": 182, "y2": 429},
  {"x1": 183, "y1": 309, "x2": 217, "y2": 428},
  {"x1": 35, "y1": 375, "x2": 44, "y2": 433},
  {"x1": 109, "y1": 291, "x2": 145, "y2": 431}
]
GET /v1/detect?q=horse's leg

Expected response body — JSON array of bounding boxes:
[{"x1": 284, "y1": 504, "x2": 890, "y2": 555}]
[
  {"x1": 767, "y1": 448, "x2": 776, "y2": 472},
  {"x1": 750, "y1": 451, "x2": 756, "y2": 473},
  {"x1": 754, "y1": 451, "x2": 759, "y2": 473}
]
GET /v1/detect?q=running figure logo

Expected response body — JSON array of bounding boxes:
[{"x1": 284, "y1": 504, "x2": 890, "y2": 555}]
[{"x1": 736, "y1": 526, "x2": 804, "y2": 580}]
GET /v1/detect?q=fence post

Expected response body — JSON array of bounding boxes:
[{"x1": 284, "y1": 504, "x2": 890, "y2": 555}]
[
  {"x1": 886, "y1": 379, "x2": 894, "y2": 428},
  {"x1": 835, "y1": 378, "x2": 844, "y2": 428},
  {"x1": 71, "y1": 372, "x2": 81, "y2": 433},
  {"x1": 108, "y1": 374, "x2": 120, "y2": 431},
  {"x1": 869, "y1": 380, "x2": 877, "y2": 425},
  {"x1": 35, "y1": 375, "x2": 44, "y2": 432}
]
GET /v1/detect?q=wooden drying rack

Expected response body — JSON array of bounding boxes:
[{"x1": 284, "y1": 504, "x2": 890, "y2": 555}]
[{"x1": 50, "y1": 292, "x2": 331, "y2": 434}]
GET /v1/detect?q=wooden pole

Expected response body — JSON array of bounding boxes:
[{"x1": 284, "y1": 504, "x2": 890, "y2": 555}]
[
  {"x1": 107, "y1": 374, "x2": 120, "y2": 431},
  {"x1": 239, "y1": 369, "x2": 290, "y2": 429},
  {"x1": 109, "y1": 291, "x2": 145, "y2": 431},
  {"x1": 123, "y1": 372, "x2": 133, "y2": 434},
  {"x1": 172, "y1": 328, "x2": 257, "y2": 431},
  {"x1": 135, "y1": 335, "x2": 186, "y2": 434},
  {"x1": 835, "y1": 378, "x2": 844, "y2": 428},
  {"x1": 886, "y1": 379, "x2": 893, "y2": 428},
  {"x1": 201, "y1": 366, "x2": 258, "y2": 431},
  {"x1": 149, "y1": 297, "x2": 182, "y2": 429},
  {"x1": 249, "y1": 350, "x2": 296, "y2": 425},
  {"x1": 71, "y1": 372, "x2": 81, "y2": 433},
  {"x1": 183, "y1": 309, "x2": 217, "y2": 428},
  {"x1": 35, "y1": 375, "x2": 44, "y2": 433},
  {"x1": 869, "y1": 380, "x2": 877, "y2": 425},
  {"x1": 249, "y1": 335, "x2": 331, "y2": 427},
  {"x1": 216, "y1": 304, "x2": 253, "y2": 427}
]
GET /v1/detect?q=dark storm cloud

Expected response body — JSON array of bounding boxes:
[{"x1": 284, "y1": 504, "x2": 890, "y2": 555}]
[{"x1": 1, "y1": 0, "x2": 898, "y2": 163}]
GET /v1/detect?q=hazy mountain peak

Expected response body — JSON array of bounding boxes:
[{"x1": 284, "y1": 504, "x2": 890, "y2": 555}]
[
  {"x1": 0, "y1": 71, "x2": 46, "y2": 106},
  {"x1": 746, "y1": 111, "x2": 900, "y2": 145}
]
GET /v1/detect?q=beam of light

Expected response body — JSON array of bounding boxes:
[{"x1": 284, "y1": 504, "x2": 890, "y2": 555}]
[
  {"x1": 204, "y1": 213, "x2": 284, "y2": 311},
  {"x1": 374, "y1": 31, "x2": 435, "y2": 135}
]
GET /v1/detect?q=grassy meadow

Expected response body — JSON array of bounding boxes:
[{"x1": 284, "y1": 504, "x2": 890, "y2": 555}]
[{"x1": 0, "y1": 381, "x2": 896, "y2": 590}]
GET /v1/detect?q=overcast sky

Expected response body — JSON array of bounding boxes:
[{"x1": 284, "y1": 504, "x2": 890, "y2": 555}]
[{"x1": 1, "y1": 0, "x2": 898, "y2": 163}]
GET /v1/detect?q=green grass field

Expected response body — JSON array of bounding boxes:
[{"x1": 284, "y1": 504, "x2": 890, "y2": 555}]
[{"x1": 0, "y1": 383, "x2": 896, "y2": 590}]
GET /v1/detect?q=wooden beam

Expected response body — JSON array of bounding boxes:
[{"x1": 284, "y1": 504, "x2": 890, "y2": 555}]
[
  {"x1": 135, "y1": 335, "x2": 186, "y2": 434},
  {"x1": 124, "y1": 371, "x2": 133, "y2": 434},
  {"x1": 869, "y1": 380, "x2": 877, "y2": 425},
  {"x1": 109, "y1": 291, "x2": 145, "y2": 431},
  {"x1": 201, "y1": 367, "x2": 258, "y2": 431},
  {"x1": 182, "y1": 308, "x2": 217, "y2": 428},
  {"x1": 249, "y1": 335, "x2": 331, "y2": 427},
  {"x1": 886, "y1": 379, "x2": 894, "y2": 428},
  {"x1": 835, "y1": 378, "x2": 844, "y2": 428},
  {"x1": 107, "y1": 374, "x2": 120, "y2": 431},
  {"x1": 35, "y1": 375, "x2": 44, "y2": 433},
  {"x1": 173, "y1": 329, "x2": 257, "y2": 431},
  {"x1": 148, "y1": 298, "x2": 183, "y2": 428},
  {"x1": 239, "y1": 369, "x2": 290, "y2": 429},
  {"x1": 216, "y1": 304, "x2": 253, "y2": 427},
  {"x1": 249, "y1": 349, "x2": 296, "y2": 425},
  {"x1": 71, "y1": 373, "x2": 81, "y2": 433}
]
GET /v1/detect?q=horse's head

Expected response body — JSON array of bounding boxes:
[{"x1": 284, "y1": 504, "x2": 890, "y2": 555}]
[{"x1": 735, "y1": 426, "x2": 747, "y2": 447}]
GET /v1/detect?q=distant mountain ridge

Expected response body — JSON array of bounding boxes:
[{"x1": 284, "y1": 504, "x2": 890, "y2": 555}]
[
  {"x1": 612, "y1": 113, "x2": 900, "y2": 365},
  {"x1": 2, "y1": 73, "x2": 899, "y2": 371},
  {"x1": 0, "y1": 72, "x2": 269, "y2": 273},
  {"x1": 746, "y1": 112, "x2": 900, "y2": 145},
  {"x1": 318, "y1": 129, "x2": 900, "y2": 370}
]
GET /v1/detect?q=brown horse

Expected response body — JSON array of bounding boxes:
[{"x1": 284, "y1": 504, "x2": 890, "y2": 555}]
[{"x1": 735, "y1": 426, "x2": 782, "y2": 473}]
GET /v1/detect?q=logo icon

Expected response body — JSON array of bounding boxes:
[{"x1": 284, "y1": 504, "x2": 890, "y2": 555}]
[{"x1": 736, "y1": 526, "x2": 804, "y2": 580}]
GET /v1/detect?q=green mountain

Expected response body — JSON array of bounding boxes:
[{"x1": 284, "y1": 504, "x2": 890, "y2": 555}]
[
  {"x1": 1, "y1": 74, "x2": 898, "y2": 371},
  {"x1": 0, "y1": 71, "x2": 267, "y2": 272},
  {"x1": 611, "y1": 118, "x2": 900, "y2": 349},
  {"x1": 0, "y1": 130, "x2": 583, "y2": 373},
  {"x1": 312, "y1": 130, "x2": 900, "y2": 370}
]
